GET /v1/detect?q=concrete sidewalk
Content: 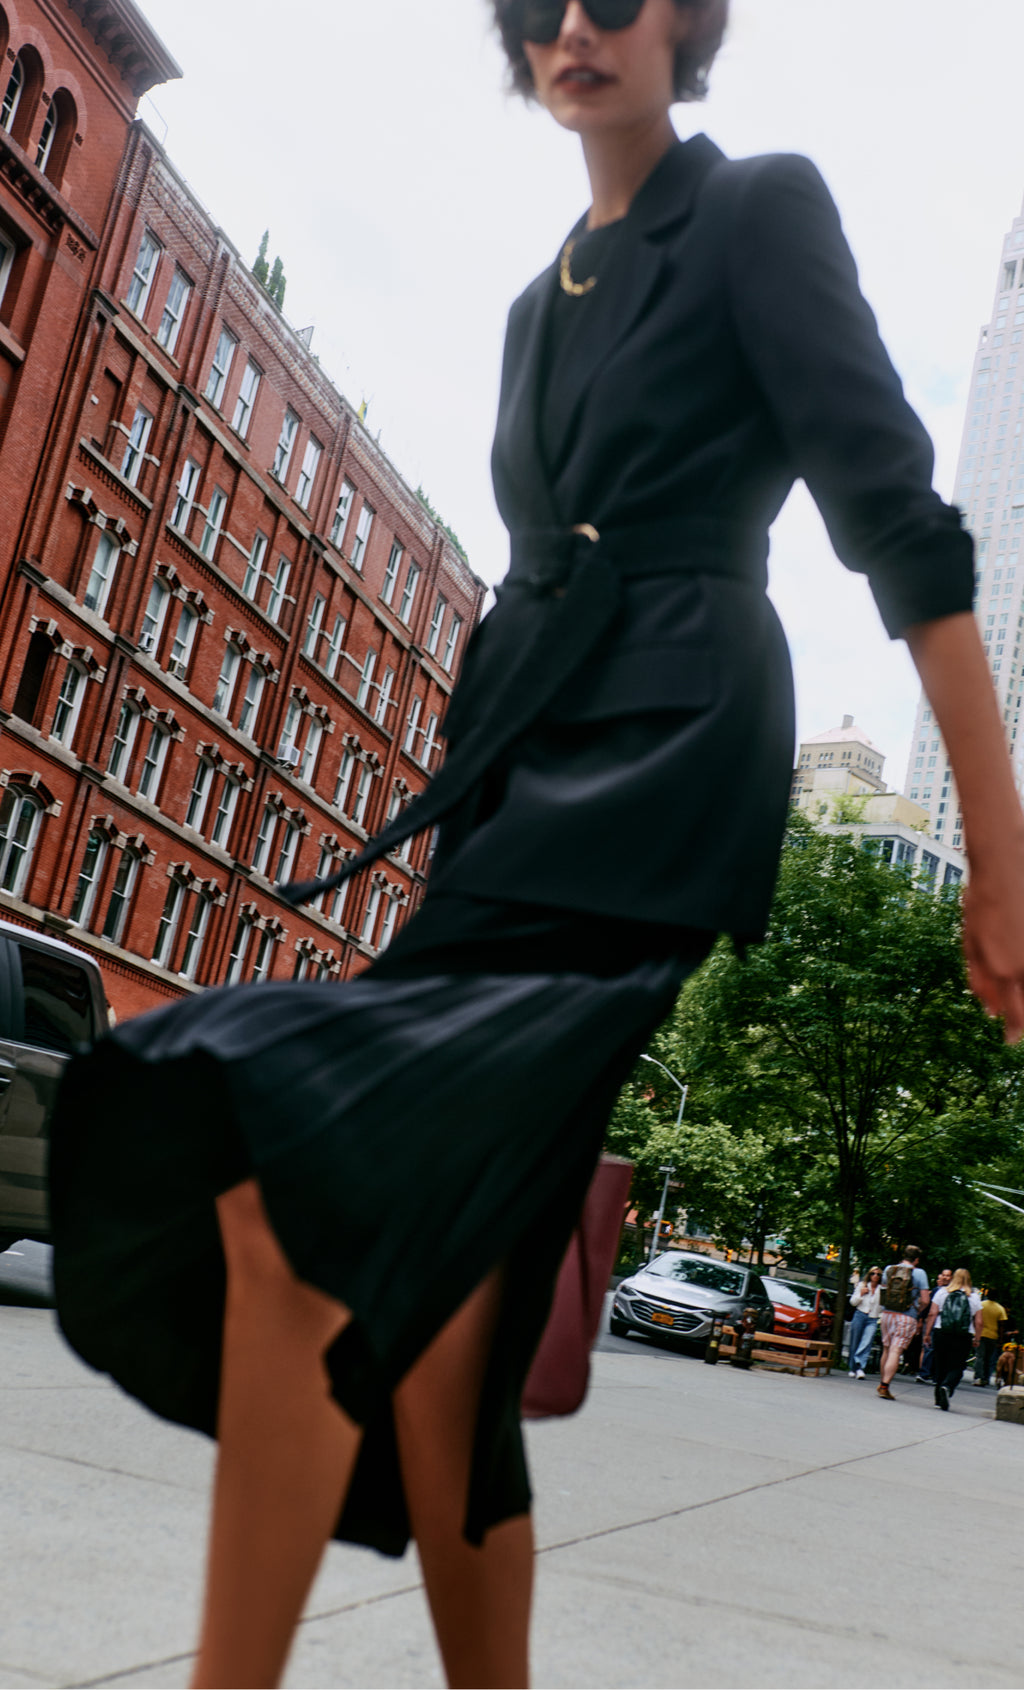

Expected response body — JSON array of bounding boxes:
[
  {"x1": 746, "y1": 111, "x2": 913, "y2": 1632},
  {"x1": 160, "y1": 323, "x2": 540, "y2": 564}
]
[{"x1": 1, "y1": 1301, "x2": 1021, "y2": 1689}]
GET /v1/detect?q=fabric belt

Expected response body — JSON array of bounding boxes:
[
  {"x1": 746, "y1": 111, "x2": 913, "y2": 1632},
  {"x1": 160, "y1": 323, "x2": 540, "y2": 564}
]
[{"x1": 279, "y1": 515, "x2": 767, "y2": 907}]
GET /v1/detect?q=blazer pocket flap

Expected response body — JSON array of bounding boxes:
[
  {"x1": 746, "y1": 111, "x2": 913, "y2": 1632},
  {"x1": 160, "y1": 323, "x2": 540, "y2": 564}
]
[{"x1": 545, "y1": 645, "x2": 713, "y2": 723}]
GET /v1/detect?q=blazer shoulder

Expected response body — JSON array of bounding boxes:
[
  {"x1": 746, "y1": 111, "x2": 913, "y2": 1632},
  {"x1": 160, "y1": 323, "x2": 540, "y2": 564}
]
[{"x1": 706, "y1": 151, "x2": 837, "y2": 217}]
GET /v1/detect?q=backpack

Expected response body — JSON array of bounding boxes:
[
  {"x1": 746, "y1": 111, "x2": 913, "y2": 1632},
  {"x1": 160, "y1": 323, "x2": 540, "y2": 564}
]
[
  {"x1": 882, "y1": 1262, "x2": 915, "y2": 1312},
  {"x1": 942, "y1": 1288, "x2": 972, "y2": 1335}
]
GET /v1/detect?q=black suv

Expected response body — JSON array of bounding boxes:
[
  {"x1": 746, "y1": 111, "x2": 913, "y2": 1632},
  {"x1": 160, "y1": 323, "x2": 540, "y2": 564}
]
[{"x1": 0, "y1": 920, "x2": 108, "y2": 1250}]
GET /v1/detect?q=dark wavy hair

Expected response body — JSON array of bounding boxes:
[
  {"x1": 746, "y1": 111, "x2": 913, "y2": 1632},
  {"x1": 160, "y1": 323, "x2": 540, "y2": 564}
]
[{"x1": 489, "y1": 0, "x2": 729, "y2": 103}]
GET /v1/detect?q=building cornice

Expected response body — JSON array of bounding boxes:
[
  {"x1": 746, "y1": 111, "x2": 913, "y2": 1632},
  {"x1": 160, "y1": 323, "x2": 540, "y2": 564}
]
[{"x1": 65, "y1": 0, "x2": 182, "y2": 97}]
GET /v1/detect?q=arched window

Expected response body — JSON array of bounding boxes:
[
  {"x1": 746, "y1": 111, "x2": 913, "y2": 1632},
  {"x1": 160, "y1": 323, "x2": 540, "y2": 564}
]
[
  {"x1": 35, "y1": 88, "x2": 75, "y2": 185},
  {"x1": 0, "y1": 56, "x2": 23, "y2": 134},
  {"x1": 1, "y1": 49, "x2": 42, "y2": 149},
  {"x1": 0, "y1": 785, "x2": 43, "y2": 898}
]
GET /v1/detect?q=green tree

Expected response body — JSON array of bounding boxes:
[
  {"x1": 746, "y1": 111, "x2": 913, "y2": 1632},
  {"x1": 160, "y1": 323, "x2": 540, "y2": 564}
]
[
  {"x1": 252, "y1": 230, "x2": 270, "y2": 287},
  {"x1": 268, "y1": 255, "x2": 287, "y2": 309}
]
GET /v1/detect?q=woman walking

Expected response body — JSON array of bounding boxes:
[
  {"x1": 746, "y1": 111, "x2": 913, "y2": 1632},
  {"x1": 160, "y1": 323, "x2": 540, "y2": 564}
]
[
  {"x1": 848, "y1": 1269, "x2": 883, "y2": 1379},
  {"x1": 924, "y1": 1269, "x2": 983, "y2": 1410},
  {"x1": 49, "y1": 2, "x2": 1024, "y2": 1685}
]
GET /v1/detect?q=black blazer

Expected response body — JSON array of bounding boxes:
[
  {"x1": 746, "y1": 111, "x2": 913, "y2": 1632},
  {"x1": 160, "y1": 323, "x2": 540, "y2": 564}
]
[{"x1": 287, "y1": 136, "x2": 975, "y2": 937}]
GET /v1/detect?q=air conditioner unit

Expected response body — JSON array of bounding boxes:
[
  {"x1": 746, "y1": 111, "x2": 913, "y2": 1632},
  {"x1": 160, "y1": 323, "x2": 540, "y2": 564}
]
[
  {"x1": 139, "y1": 631, "x2": 155, "y2": 652},
  {"x1": 168, "y1": 658, "x2": 187, "y2": 680},
  {"x1": 279, "y1": 745, "x2": 301, "y2": 768}
]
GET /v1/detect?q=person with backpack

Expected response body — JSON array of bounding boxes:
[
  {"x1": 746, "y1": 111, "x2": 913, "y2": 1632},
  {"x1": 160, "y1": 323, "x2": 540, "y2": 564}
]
[
  {"x1": 922, "y1": 1268, "x2": 983, "y2": 1410},
  {"x1": 877, "y1": 1246, "x2": 930, "y2": 1401}
]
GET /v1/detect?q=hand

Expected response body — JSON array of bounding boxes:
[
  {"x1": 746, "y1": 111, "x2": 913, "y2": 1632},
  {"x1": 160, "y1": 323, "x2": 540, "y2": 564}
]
[{"x1": 962, "y1": 852, "x2": 1024, "y2": 1043}]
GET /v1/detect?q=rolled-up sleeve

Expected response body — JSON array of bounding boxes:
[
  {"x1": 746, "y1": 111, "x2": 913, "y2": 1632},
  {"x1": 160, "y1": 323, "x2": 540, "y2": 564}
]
[{"x1": 727, "y1": 153, "x2": 975, "y2": 638}]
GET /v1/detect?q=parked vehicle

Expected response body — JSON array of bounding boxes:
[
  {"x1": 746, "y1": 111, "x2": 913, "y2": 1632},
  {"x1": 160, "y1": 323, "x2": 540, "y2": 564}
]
[
  {"x1": 0, "y1": 920, "x2": 108, "y2": 1249},
  {"x1": 610, "y1": 1251, "x2": 774, "y2": 1347}
]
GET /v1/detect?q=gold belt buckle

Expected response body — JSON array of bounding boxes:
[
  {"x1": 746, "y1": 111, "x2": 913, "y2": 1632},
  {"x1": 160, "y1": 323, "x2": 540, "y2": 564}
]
[{"x1": 571, "y1": 523, "x2": 600, "y2": 543}]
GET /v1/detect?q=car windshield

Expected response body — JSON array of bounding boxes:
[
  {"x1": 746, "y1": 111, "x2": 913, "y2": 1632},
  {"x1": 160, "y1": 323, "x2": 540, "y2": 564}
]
[
  {"x1": 767, "y1": 1281, "x2": 818, "y2": 1310},
  {"x1": 646, "y1": 1256, "x2": 745, "y2": 1295}
]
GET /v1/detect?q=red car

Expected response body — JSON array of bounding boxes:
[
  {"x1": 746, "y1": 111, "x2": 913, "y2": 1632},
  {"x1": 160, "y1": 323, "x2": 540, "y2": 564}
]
[{"x1": 763, "y1": 1278, "x2": 834, "y2": 1338}]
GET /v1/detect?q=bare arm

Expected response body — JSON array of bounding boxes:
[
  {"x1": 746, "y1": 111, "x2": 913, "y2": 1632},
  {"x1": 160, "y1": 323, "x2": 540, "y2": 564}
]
[{"x1": 904, "y1": 612, "x2": 1024, "y2": 1042}]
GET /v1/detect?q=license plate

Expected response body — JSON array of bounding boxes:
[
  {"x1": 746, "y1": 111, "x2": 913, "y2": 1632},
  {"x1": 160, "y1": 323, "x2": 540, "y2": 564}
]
[{"x1": 650, "y1": 1311, "x2": 675, "y2": 1327}]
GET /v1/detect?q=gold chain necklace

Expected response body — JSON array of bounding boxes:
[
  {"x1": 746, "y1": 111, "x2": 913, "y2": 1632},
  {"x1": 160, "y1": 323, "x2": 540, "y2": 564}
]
[{"x1": 559, "y1": 236, "x2": 597, "y2": 298}]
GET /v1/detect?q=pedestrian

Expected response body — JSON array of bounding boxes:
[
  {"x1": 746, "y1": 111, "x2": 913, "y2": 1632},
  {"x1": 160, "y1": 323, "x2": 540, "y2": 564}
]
[
  {"x1": 848, "y1": 1268, "x2": 882, "y2": 1378},
  {"x1": 922, "y1": 1268, "x2": 982, "y2": 1410},
  {"x1": 973, "y1": 1290, "x2": 1009, "y2": 1387},
  {"x1": 877, "y1": 1247, "x2": 931, "y2": 1401},
  {"x1": 46, "y1": 3, "x2": 1024, "y2": 1686},
  {"x1": 916, "y1": 1267, "x2": 952, "y2": 1383}
]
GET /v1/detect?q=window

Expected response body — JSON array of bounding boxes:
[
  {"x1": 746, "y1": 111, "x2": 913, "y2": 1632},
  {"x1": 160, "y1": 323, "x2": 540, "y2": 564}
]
[
  {"x1": 157, "y1": 267, "x2": 190, "y2": 353},
  {"x1": 250, "y1": 928, "x2": 275, "y2": 982},
  {"x1": 35, "y1": 99, "x2": 56, "y2": 171},
  {"x1": 351, "y1": 504, "x2": 374, "y2": 571},
  {"x1": 243, "y1": 531, "x2": 267, "y2": 598},
  {"x1": 226, "y1": 917, "x2": 253, "y2": 983},
  {"x1": 140, "y1": 579, "x2": 169, "y2": 655},
  {"x1": 443, "y1": 613, "x2": 463, "y2": 673},
  {"x1": 18, "y1": 943, "x2": 94, "y2": 1054},
  {"x1": 296, "y1": 437, "x2": 322, "y2": 510},
  {"x1": 278, "y1": 697, "x2": 302, "y2": 763},
  {"x1": 356, "y1": 649, "x2": 376, "y2": 709},
  {"x1": 185, "y1": 757, "x2": 213, "y2": 830},
  {"x1": 107, "y1": 703, "x2": 140, "y2": 782},
  {"x1": 121, "y1": 408, "x2": 152, "y2": 487},
  {"x1": 334, "y1": 750, "x2": 355, "y2": 811},
  {"x1": 232, "y1": 360, "x2": 261, "y2": 438},
  {"x1": 303, "y1": 594, "x2": 325, "y2": 658},
  {"x1": 331, "y1": 479, "x2": 354, "y2": 547},
  {"x1": 404, "y1": 696, "x2": 422, "y2": 754},
  {"x1": 0, "y1": 227, "x2": 14, "y2": 311},
  {"x1": 0, "y1": 788, "x2": 42, "y2": 897},
  {"x1": 426, "y1": 595, "x2": 446, "y2": 656},
  {"x1": 168, "y1": 606, "x2": 197, "y2": 679},
  {"x1": 382, "y1": 543, "x2": 402, "y2": 606},
  {"x1": 51, "y1": 662, "x2": 84, "y2": 746},
  {"x1": 267, "y1": 557, "x2": 290, "y2": 622},
  {"x1": 379, "y1": 893, "x2": 399, "y2": 950},
  {"x1": 398, "y1": 561, "x2": 421, "y2": 624},
  {"x1": 199, "y1": 488, "x2": 226, "y2": 558},
  {"x1": 152, "y1": 880, "x2": 184, "y2": 967},
  {"x1": 137, "y1": 725, "x2": 169, "y2": 800},
  {"x1": 299, "y1": 718, "x2": 322, "y2": 784},
  {"x1": 205, "y1": 328, "x2": 237, "y2": 407},
  {"x1": 252, "y1": 804, "x2": 276, "y2": 874},
  {"x1": 171, "y1": 460, "x2": 200, "y2": 532},
  {"x1": 275, "y1": 822, "x2": 300, "y2": 882},
  {"x1": 273, "y1": 409, "x2": 299, "y2": 480},
  {"x1": 179, "y1": 892, "x2": 211, "y2": 982},
  {"x1": 324, "y1": 615, "x2": 346, "y2": 680},
  {"x1": 374, "y1": 666, "x2": 394, "y2": 727},
  {"x1": 84, "y1": 532, "x2": 119, "y2": 617},
  {"x1": 352, "y1": 763, "x2": 373, "y2": 827},
  {"x1": 360, "y1": 885, "x2": 382, "y2": 946},
  {"x1": 101, "y1": 849, "x2": 139, "y2": 946},
  {"x1": 1, "y1": 57, "x2": 24, "y2": 134},
  {"x1": 238, "y1": 665, "x2": 265, "y2": 737},
  {"x1": 70, "y1": 830, "x2": 107, "y2": 926},
  {"x1": 421, "y1": 712, "x2": 440, "y2": 770},
  {"x1": 213, "y1": 645, "x2": 241, "y2": 716},
  {"x1": 210, "y1": 776, "x2": 239, "y2": 849},
  {"x1": 312, "y1": 849, "x2": 349, "y2": 924},
  {"x1": 126, "y1": 230, "x2": 160, "y2": 316}
]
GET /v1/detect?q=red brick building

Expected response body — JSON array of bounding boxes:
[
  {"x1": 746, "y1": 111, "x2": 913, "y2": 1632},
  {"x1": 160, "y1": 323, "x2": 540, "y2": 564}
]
[{"x1": 0, "y1": 0, "x2": 485, "y2": 1018}]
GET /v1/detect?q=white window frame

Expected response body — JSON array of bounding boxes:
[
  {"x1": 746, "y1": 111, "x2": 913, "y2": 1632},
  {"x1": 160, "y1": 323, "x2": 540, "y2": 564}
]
[
  {"x1": 137, "y1": 725, "x2": 169, "y2": 800},
  {"x1": 351, "y1": 503, "x2": 374, "y2": 572},
  {"x1": 199, "y1": 487, "x2": 226, "y2": 559},
  {"x1": 275, "y1": 822, "x2": 300, "y2": 883},
  {"x1": 352, "y1": 762, "x2": 374, "y2": 828},
  {"x1": 278, "y1": 697, "x2": 302, "y2": 762},
  {"x1": 101, "y1": 848, "x2": 139, "y2": 946},
  {"x1": 334, "y1": 750, "x2": 355, "y2": 812},
  {"x1": 324, "y1": 615, "x2": 346, "y2": 680},
  {"x1": 210, "y1": 775, "x2": 239, "y2": 849},
  {"x1": 250, "y1": 928, "x2": 275, "y2": 983},
  {"x1": 168, "y1": 605, "x2": 198, "y2": 680},
  {"x1": 171, "y1": 459, "x2": 200, "y2": 533},
  {"x1": 426, "y1": 595, "x2": 446, "y2": 656},
  {"x1": 126, "y1": 229, "x2": 160, "y2": 317},
  {"x1": 355, "y1": 649, "x2": 377, "y2": 710},
  {"x1": 382, "y1": 542, "x2": 402, "y2": 607},
  {"x1": 252, "y1": 804, "x2": 276, "y2": 875},
  {"x1": 35, "y1": 99, "x2": 57, "y2": 172},
  {"x1": 243, "y1": 531, "x2": 267, "y2": 598},
  {"x1": 0, "y1": 788, "x2": 42, "y2": 898},
  {"x1": 443, "y1": 613, "x2": 463, "y2": 673},
  {"x1": 140, "y1": 578, "x2": 169, "y2": 655},
  {"x1": 379, "y1": 893, "x2": 399, "y2": 951},
  {"x1": 303, "y1": 594, "x2": 325, "y2": 658},
  {"x1": 205, "y1": 327, "x2": 237, "y2": 407},
  {"x1": 267, "y1": 557, "x2": 291, "y2": 622},
  {"x1": 178, "y1": 892, "x2": 211, "y2": 982},
  {"x1": 152, "y1": 879, "x2": 185, "y2": 968},
  {"x1": 185, "y1": 756, "x2": 214, "y2": 831},
  {"x1": 299, "y1": 717, "x2": 322, "y2": 784},
  {"x1": 404, "y1": 695, "x2": 422, "y2": 754},
  {"x1": 232, "y1": 360, "x2": 261, "y2": 438},
  {"x1": 296, "y1": 437, "x2": 322, "y2": 510},
  {"x1": 0, "y1": 228, "x2": 15, "y2": 312},
  {"x1": 213, "y1": 644, "x2": 241, "y2": 716},
  {"x1": 121, "y1": 408, "x2": 152, "y2": 487},
  {"x1": 107, "y1": 702, "x2": 140, "y2": 782},
  {"x1": 1, "y1": 57, "x2": 24, "y2": 134},
  {"x1": 398, "y1": 560, "x2": 421, "y2": 625},
  {"x1": 157, "y1": 267, "x2": 190, "y2": 354},
  {"x1": 330, "y1": 479, "x2": 354, "y2": 547},
  {"x1": 84, "y1": 531, "x2": 119, "y2": 618},
  {"x1": 70, "y1": 830, "x2": 107, "y2": 927},
  {"x1": 226, "y1": 917, "x2": 253, "y2": 983},
  {"x1": 421, "y1": 712, "x2": 440, "y2": 770},
  {"x1": 238, "y1": 665, "x2": 265, "y2": 737},
  {"x1": 374, "y1": 666, "x2": 394, "y2": 727},
  {"x1": 51, "y1": 661, "x2": 85, "y2": 746},
  {"x1": 273, "y1": 409, "x2": 299, "y2": 481},
  {"x1": 360, "y1": 884, "x2": 382, "y2": 946}
]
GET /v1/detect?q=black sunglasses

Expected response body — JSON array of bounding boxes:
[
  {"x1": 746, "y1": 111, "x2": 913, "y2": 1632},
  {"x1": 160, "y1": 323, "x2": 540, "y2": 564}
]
[{"x1": 518, "y1": 0, "x2": 647, "y2": 46}]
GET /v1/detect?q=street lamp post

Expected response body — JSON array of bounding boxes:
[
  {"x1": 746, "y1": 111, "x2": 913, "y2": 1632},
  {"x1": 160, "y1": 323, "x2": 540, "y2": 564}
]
[{"x1": 640, "y1": 1055, "x2": 688, "y2": 1265}]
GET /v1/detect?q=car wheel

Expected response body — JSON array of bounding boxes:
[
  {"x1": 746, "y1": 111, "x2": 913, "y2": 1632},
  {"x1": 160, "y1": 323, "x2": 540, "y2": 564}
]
[{"x1": 609, "y1": 1316, "x2": 630, "y2": 1338}]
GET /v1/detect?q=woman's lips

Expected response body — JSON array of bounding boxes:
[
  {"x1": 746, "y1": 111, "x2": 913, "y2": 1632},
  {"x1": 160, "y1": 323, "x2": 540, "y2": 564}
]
[{"x1": 555, "y1": 66, "x2": 615, "y2": 89}]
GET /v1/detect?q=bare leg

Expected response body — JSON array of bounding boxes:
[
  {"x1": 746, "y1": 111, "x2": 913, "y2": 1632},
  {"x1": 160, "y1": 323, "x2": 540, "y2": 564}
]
[
  {"x1": 880, "y1": 1339, "x2": 903, "y2": 1388},
  {"x1": 192, "y1": 1177, "x2": 362, "y2": 1690},
  {"x1": 395, "y1": 1272, "x2": 534, "y2": 1690}
]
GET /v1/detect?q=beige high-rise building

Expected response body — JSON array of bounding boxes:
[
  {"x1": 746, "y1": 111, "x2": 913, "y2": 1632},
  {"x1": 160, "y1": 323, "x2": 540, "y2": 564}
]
[{"x1": 905, "y1": 195, "x2": 1024, "y2": 843}]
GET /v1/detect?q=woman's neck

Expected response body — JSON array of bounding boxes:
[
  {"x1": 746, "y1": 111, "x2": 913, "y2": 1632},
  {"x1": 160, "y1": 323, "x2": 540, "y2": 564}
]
[{"x1": 581, "y1": 114, "x2": 677, "y2": 229}]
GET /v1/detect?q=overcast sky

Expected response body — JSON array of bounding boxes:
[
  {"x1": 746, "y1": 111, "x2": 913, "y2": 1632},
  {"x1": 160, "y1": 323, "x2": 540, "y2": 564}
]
[{"x1": 137, "y1": 0, "x2": 1024, "y2": 788}]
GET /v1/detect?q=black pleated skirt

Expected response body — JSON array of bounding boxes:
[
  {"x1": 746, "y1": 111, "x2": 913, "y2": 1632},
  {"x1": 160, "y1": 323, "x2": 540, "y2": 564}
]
[{"x1": 49, "y1": 893, "x2": 711, "y2": 1557}]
